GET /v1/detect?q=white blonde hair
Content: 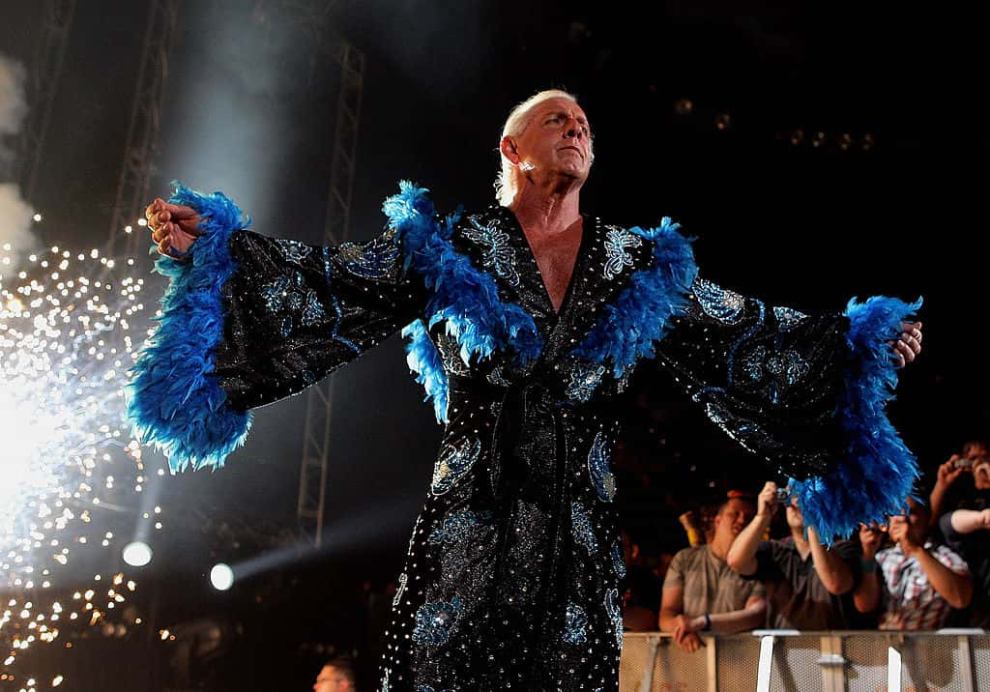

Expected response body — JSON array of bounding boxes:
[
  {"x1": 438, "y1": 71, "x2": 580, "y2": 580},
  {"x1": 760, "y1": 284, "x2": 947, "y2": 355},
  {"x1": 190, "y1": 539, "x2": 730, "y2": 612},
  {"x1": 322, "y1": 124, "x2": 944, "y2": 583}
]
[{"x1": 494, "y1": 89, "x2": 592, "y2": 207}]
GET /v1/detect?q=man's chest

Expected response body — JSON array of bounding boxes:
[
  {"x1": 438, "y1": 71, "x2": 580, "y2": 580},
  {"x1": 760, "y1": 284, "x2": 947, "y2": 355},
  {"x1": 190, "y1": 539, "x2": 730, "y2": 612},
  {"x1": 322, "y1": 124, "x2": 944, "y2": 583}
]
[{"x1": 524, "y1": 222, "x2": 583, "y2": 312}]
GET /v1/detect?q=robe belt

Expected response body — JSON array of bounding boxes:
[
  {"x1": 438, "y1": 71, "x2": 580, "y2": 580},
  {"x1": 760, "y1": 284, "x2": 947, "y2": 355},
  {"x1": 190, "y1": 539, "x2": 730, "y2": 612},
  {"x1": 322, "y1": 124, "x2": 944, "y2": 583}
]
[
  {"x1": 444, "y1": 374, "x2": 577, "y2": 499},
  {"x1": 491, "y1": 379, "x2": 563, "y2": 501}
]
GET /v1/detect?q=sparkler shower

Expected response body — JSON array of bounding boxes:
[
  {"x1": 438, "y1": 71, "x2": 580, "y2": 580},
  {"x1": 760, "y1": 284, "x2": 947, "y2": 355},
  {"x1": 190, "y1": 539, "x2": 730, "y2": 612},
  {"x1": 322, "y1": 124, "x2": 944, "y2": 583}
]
[{"x1": 0, "y1": 237, "x2": 163, "y2": 688}]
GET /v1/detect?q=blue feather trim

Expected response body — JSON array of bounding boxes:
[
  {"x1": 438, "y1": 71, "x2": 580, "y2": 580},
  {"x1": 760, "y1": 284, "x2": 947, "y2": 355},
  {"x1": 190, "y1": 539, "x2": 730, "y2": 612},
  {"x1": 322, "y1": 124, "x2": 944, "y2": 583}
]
[
  {"x1": 572, "y1": 218, "x2": 698, "y2": 377},
  {"x1": 126, "y1": 182, "x2": 252, "y2": 472},
  {"x1": 384, "y1": 181, "x2": 542, "y2": 365},
  {"x1": 384, "y1": 182, "x2": 543, "y2": 420},
  {"x1": 402, "y1": 319, "x2": 450, "y2": 423},
  {"x1": 791, "y1": 295, "x2": 924, "y2": 541}
]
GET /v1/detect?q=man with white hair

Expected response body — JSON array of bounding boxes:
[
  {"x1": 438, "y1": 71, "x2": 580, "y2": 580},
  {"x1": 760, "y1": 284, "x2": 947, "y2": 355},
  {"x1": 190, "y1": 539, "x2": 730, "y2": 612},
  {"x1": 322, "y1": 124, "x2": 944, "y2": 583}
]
[{"x1": 132, "y1": 89, "x2": 922, "y2": 690}]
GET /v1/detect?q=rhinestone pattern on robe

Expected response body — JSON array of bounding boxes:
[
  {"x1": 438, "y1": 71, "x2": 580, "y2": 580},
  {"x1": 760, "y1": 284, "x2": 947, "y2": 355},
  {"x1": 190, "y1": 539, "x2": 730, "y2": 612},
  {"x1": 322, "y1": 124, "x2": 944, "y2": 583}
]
[{"x1": 209, "y1": 203, "x2": 858, "y2": 690}]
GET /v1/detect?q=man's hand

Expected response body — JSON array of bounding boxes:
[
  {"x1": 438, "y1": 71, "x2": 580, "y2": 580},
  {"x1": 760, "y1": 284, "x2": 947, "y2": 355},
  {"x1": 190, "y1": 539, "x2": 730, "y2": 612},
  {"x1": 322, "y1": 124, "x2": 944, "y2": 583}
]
[
  {"x1": 672, "y1": 614, "x2": 704, "y2": 653},
  {"x1": 891, "y1": 321, "x2": 923, "y2": 368},
  {"x1": 757, "y1": 481, "x2": 778, "y2": 519},
  {"x1": 935, "y1": 456, "x2": 967, "y2": 490},
  {"x1": 858, "y1": 523, "x2": 883, "y2": 560},
  {"x1": 146, "y1": 198, "x2": 202, "y2": 257}
]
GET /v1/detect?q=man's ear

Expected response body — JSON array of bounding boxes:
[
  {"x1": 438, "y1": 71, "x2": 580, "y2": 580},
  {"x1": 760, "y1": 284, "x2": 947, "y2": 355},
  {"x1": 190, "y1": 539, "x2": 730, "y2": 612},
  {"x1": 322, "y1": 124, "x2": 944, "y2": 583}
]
[{"x1": 500, "y1": 135, "x2": 520, "y2": 164}]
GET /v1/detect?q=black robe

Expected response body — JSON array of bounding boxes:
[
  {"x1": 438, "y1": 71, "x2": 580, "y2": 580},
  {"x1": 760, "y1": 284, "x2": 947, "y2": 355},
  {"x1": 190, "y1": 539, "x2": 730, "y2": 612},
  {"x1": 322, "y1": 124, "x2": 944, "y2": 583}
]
[{"x1": 129, "y1": 183, "x2": 920, "y2": 692}]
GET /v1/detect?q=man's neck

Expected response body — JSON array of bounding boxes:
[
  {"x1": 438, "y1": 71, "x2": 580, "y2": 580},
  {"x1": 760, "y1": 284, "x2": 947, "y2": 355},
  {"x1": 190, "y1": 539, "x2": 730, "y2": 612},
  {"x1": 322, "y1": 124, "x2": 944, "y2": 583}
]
[
  {"x1": 510, "y1": 180, "x2": 581, "y2": 235},
  {"x1": 709, "y1": 536, "x2": 732, "y2": 561},
  {"x1": 789, "y1": 528, "x2": 810, "y2": 559}
]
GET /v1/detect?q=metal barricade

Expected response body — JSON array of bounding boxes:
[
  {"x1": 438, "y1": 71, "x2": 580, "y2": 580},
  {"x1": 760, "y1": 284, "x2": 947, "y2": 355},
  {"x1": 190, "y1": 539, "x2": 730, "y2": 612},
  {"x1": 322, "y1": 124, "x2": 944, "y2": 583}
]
[{"x1": 620, "y1": 629, "x2": 987, "y2": 692}]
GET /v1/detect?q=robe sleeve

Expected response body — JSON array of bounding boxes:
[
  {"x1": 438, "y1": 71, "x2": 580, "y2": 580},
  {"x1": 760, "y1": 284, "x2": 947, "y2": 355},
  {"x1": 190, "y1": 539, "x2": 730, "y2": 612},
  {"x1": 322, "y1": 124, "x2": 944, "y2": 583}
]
[
  {"x1": 654, "y1": 275, "x2": 922, "y2": 540},
  {"x1": 127, "y1": 184, "x2": 426, "y2": 472}
]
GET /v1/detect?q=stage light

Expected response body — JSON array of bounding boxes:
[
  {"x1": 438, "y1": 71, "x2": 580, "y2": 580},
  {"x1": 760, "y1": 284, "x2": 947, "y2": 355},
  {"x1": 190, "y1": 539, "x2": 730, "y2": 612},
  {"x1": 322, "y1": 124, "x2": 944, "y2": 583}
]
[
  {"x1": 121, "y1": 542, "x2": 152, "y2": 567},
  {"x1": 210, "y1": 563, "x2": 234, "y2": 591}
]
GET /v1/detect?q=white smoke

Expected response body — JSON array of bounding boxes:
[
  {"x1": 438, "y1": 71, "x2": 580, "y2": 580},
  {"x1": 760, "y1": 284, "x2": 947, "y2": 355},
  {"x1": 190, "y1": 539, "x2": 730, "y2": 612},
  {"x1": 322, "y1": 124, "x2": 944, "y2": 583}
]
[
  {"x1": 1, "y1": 53, "x2": 29, "y2": 164},
  {"x1": 0, "y1": 54, "x2": 36, "y2": 265},
  {"x1": 0, "y1": 183, "x2": 35, "y2": 259}
]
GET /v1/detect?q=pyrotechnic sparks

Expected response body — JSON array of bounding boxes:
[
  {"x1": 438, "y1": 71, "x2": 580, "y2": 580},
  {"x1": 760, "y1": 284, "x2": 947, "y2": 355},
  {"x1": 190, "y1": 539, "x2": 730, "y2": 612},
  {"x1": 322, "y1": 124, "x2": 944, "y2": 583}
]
[{"x1": 0, "y1": 238, "x2": 164, "y2": 684}]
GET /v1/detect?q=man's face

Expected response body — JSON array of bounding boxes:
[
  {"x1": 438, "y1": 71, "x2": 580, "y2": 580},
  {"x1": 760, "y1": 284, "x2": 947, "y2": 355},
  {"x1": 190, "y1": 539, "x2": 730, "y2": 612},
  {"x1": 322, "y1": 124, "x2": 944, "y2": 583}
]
[
  {"x1": 896, "y1": 497, "x2": 930, "y2": 545},
  {"x1": 713, "y1": 499, "x2": 754, "y2": 541},
  {"x1": 313, "y1": 665, "x2": 350, "y2": 692},
  {"x1": 963, "y1": 441, "x2": 988, "y2": 459},
  {"x1": 785, "y1": 498, "x2": 804, "y2": 530},
  {"x1": 506, "y1": 97, "x2": 593, "y2": 185}
]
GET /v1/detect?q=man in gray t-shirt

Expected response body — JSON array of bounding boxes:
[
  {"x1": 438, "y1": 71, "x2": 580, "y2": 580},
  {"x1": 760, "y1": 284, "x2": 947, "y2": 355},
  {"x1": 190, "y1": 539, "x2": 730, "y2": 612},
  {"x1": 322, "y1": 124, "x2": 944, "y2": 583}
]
[{"x1": 660, "y1": 497, "x2": 767, "y2": 652}]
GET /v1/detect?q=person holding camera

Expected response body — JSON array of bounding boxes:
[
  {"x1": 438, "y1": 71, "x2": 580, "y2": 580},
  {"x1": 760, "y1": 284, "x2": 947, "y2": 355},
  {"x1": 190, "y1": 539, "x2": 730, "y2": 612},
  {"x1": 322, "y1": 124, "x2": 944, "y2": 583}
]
[
  {"x1": 854, "y1": 498, "x2": 971, "y2": 630},
  {"x1": 929, "y1": 440, "x2": 990, "y2": 529},
  {"x1": 727, "y1": 481, "x2": 860, "y2": 629},
  {"x1": 937, "y1": 450, "x2": 990, "y2": 627}
]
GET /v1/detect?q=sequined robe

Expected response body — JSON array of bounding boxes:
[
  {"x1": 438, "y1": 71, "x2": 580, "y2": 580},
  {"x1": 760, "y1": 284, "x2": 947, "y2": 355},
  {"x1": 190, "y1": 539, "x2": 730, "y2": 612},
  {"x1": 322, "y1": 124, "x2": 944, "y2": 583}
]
[{"x1": 129, "y1": 184, "x2": 920, "y2": 692}]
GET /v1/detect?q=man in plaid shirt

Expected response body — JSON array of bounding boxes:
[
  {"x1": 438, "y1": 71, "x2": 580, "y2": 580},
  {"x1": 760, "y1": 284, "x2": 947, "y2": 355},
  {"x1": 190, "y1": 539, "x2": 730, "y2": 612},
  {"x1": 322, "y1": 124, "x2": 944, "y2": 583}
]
[{"x1": 854, "y1": 498, "x2": 972, "y2": 629}]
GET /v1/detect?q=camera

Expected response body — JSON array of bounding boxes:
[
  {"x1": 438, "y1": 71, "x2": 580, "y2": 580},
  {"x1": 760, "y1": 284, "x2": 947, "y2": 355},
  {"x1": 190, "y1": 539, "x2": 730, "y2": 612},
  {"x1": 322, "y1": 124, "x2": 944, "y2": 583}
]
[{"x1": 775, "y1": 488, "x2": 791, "y2": 505}]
